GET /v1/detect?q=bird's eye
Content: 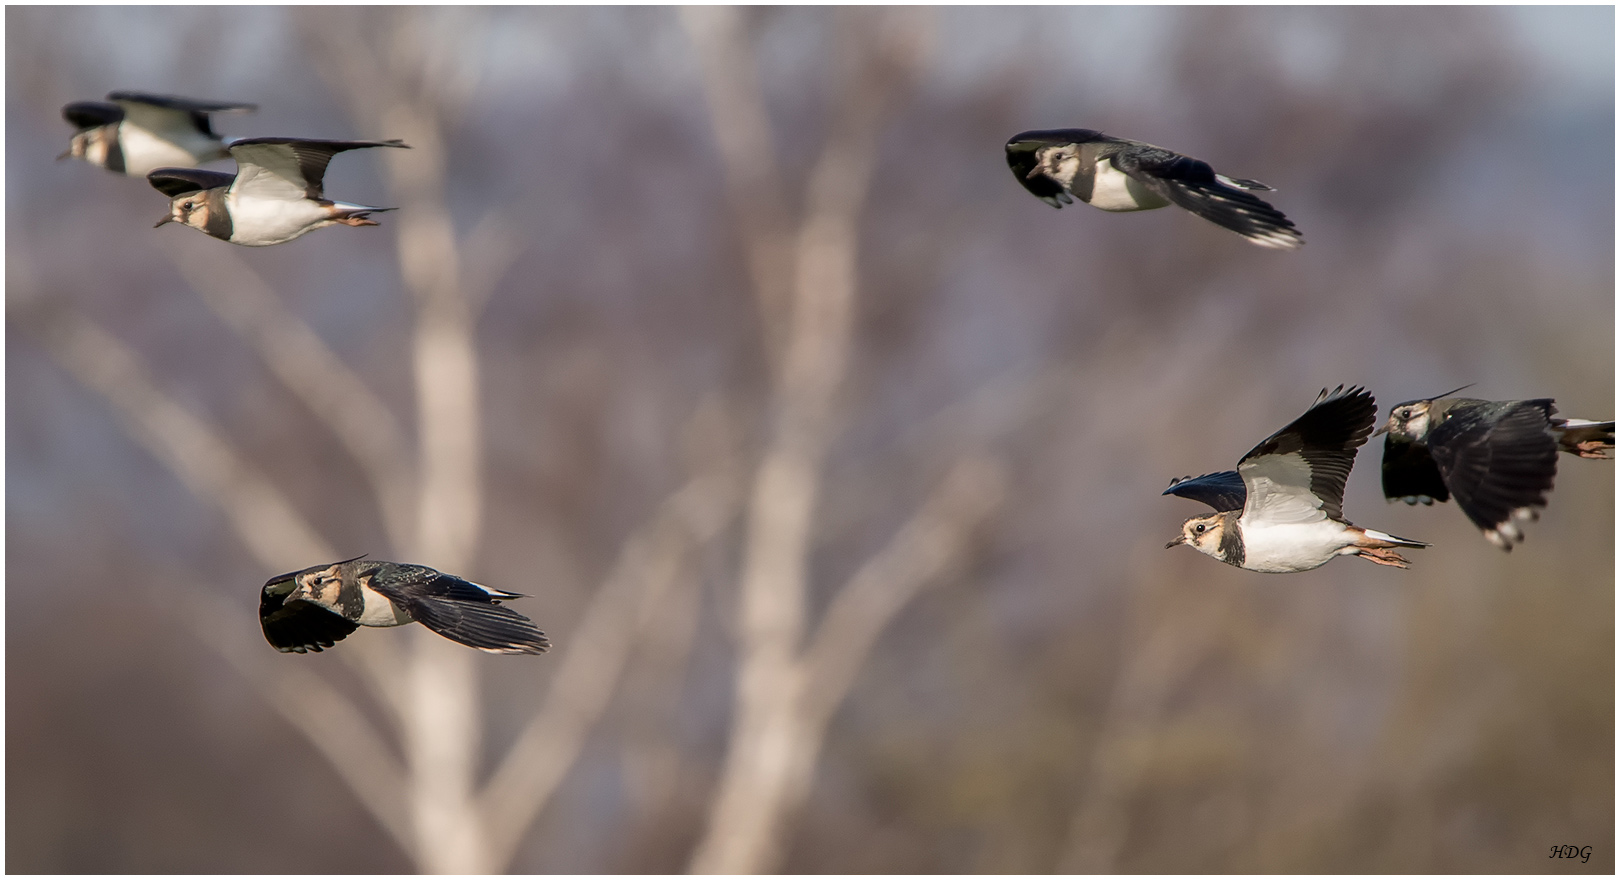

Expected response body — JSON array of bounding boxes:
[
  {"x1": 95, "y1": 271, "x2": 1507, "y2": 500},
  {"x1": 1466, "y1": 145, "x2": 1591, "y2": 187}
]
[
  {"x1": 1194, "y1": 524, "x2": 1206, "y2": 534},
  {"x1": 181, "y1": 201, "x2": 193, "y2": 211}
]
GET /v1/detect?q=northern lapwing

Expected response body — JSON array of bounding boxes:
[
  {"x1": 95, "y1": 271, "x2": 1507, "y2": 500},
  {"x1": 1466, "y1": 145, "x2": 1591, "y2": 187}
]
[
  {"x1": 1378, "y1": 389, "x2": 1614, "y2": 550},
  {"x1": 1164, "y1": 385, "x2": 1427, "y2": 572},
  {"x1": 59, "y1": 91, "x2": 255, "y2": 177},
  {"x1": 1006, "y1": 128, "x2": 1303, "y2": 249},
  {"x1": 149, "y1": 137, "x2": 407, "y2": 246},
  {"x1": 260, "y1": 556, "x2": 550, "y2": 655}
]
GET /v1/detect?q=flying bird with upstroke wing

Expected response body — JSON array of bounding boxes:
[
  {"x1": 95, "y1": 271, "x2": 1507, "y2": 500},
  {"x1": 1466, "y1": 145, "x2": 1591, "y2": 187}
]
[{"x1": 1164, "y1": 385, "x2": 1427, "y2": 572}]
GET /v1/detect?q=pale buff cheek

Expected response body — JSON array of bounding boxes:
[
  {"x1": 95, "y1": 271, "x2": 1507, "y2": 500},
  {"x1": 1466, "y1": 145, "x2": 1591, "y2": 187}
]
[
  {"x1": 1042, "y1": 150, "x2": 1080, "y2": 182},
  {"x1": 188, "y1": 203, "x2": 212, "y2": 230}
]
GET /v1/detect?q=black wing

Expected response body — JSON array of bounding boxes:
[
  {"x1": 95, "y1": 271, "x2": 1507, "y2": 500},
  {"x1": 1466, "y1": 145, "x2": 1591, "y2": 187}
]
[
  {"x1": 147, "y1": 167, "x2": 236, "y2": 198},
  {"x1": 1238, "y1": 385, "x2": 1376, "y2": 521},
  {"x1": 365, "y1": 567, "x2": 548, "y2": 655},
  {"x1": 259, "y1": 577, "x2": 358, "y2": 653},
  {"x1": 1113, "y1": 147, "x2": 1303, "y2": 249},
  {"x1": 1004, "y1": 128, "x2": 1108, "y2": 208},
  {"x1": 1163, "y1": 470, "x2": 1247, "y2": 512},
  {"x1": 1426, "y1": 401, "x2": 1557, "y2": 535},
  {"x1": 107, "y1": 92, "x2": 256, "y2": 137},
  {"x1": 226, "y1": 137, "x2": 408, "y2": 198},
  {"x1": 63, "y1": 100, "x2": 124, "y2": 130},
  {"x1": 1381, "y1": 435, "x2": 1450, "y2": 504}
]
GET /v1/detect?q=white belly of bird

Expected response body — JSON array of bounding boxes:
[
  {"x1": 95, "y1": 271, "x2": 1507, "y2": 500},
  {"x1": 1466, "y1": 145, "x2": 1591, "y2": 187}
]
[
  {"x1": 225, "y1": 194, "x2": 334, "y2": 245},
  {"x1": 356, "y1": 586, "x2": 414, "y2": 627},
  {"x1": 1237, "y1": 519, "x2": 1357, "y2": 573},
  {"x1": 1087, "y1": 159, "x2": 1170, "y2": 212},
  {"x1": 117, "y1": 124, "x2": 217, "y2": 177}
]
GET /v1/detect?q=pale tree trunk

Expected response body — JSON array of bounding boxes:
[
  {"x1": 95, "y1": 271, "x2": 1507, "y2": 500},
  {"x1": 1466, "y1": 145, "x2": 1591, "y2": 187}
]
[
  {"x1": 305, "y1": 12, "x2": 491, "y2": 868},
  {"x1": 684, "y1": 9, "x2": 1011, "y2": 874}
]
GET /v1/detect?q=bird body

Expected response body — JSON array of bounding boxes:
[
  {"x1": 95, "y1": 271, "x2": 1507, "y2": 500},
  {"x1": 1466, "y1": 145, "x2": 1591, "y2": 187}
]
[
  {"x1": 1380, "y1": 393, "x2": 1613, "y2": 549},
  {"x1": 150, "y1": 137, "x2": 407, "y2": 246},
  {"x1": 1165, "y1": 385, "x2": 1427, "y2": 572},
  {"x1": 1239, "y1": 518, "x2": 1414, "y2": 573},
  {"x1": 260, "y1": 556, "x2": 549, "y2": 655},
  {"x1": 60, "y1": 91, "x2": 254, "y2": 177},
  {"x1": 1006, "y1": 128, "x2": 1303, "y2": 249}
]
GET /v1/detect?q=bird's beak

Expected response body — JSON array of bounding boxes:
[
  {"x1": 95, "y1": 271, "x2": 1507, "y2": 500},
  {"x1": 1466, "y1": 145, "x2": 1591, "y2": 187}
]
[
  {"x1": 1371, "y1": 425, "x2": 1389, "y2": 437},
  {"x1": 154, "y1": 213, "x2": 174, "y2": 228},
  {"x1": 56, "y1": 149, "x2": 72, "y2": 161},
  {"x1": 1166, "y1": 534, "x2": 1187, "y2": 549}
]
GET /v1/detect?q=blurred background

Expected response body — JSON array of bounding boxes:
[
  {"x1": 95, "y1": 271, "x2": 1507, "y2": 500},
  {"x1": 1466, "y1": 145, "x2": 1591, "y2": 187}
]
[{"x1": 6, "y1": 6, "x2": 1612, "y2": 873}]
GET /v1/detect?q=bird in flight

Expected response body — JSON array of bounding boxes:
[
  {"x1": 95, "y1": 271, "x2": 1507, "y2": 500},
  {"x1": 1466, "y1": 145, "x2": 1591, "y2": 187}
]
[
  {"x1": 59, "y1": 91, "x2": 255, "y2": 177},
  {"x1": 1006, "y1": 128, "x2": 1303, "y2": 249},
  {"x1": 1165, "y1": 385, "x2": 1426, "y2": 571},
  {"x1": 260, "y1": 556, "x2": 550, "y2": 655},
  {"x1": 1378, "y1": 388, "x2": 1613, "y2": 550},
  {"x1": 149, "y1": 137, "x2": 406, "y2": 246}
]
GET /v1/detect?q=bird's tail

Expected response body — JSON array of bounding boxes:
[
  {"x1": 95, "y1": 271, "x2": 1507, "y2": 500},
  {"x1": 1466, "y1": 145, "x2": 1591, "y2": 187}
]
[
  {"x1": 1349, "y1": 527, "x2": 1427, "y2": 569},
  {"x1": 1553, "y1": 418, "x2": 1614, "y2": 459},
  {"x1": 331, "y1": 203, "x2": 398, "y2": 227},
  {"x1": 409, "y1": 597, "x2": 551, "y2": 655},
  {"x1": 1355, "y1": 527, "x2": 1430, "y2": 550}
]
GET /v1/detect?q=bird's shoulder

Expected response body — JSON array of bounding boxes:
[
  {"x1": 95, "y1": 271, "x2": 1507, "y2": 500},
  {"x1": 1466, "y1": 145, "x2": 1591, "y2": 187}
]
[
  {"x1": 147, "y1": 167, "x2": 236, "y2": 198},
  {"x1": 62, "y1": 101, "x2": 124, "y2": 130},
  {"x1": 1163, "y1": 470, "x2": 1247, "y2": 512}
]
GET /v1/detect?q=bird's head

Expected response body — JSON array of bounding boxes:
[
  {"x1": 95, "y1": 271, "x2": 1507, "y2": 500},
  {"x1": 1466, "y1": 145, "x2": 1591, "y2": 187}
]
[
  {"x1": 58, "y1": 130, "x2": 90, "y2": 161},
  {"x1": 1025, "y1": 142, "x2": 1080, "y2": 183},
  {"x1": 1167, "y1": 512, "x2": 1228, "y2": 559},
  {"x1": 1376, "y1": 385, "x2": 1474, "y2": 440},
  {"x1": 282, "y1": 562, "x2": 347, "y2": 609},
  {"x1": 1376, "y1": 399, "x2": 1434, "y2": 442},
  {"x1": 155, "y1": 193, "x2": 211, "y2": 230},
  {"x1": 58, "y1": 128, "x2": 112, "y2": 164}
]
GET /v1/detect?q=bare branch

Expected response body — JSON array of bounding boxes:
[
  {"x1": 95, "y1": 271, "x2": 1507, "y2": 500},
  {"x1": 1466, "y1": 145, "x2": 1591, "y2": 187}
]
[
  {"x1": 459, "y1": 207, "x2": 526, "y2": 318},
  {"x1": 688, "y1": 9, "x2": 936, "y2": 874},
  {"x1": 171, "y1": 585, "x2": 416, "y2": 857},
  {"x1": 1055, "y1": 579, "x2": 1239, "y2": 872},
  {"x1": 800, "y1": 454, "x2": 1007, "y2": 728},
  {"x1": 680, "y1": 5, "x2": 795, "y2": 356},
  {"x1": 158, "y1": 238, "x2": 418, "y2": 550},
  {"x1": 23, "y1": 306, "x2": 333, "y2": 569},
  {"x1": 17, "y1": 285, "x2": 419, "y2": 844},
  {"x1": 479, "y1": 462, "x2": 740, "y2": 870}
]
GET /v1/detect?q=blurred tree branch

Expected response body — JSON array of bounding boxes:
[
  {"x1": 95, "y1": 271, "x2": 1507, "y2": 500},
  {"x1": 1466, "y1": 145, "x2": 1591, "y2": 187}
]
[
  {"x1": 480, "y1": 428, "x2": 743, "y2": 867},
  {"x1": 157, "y1": 238, "x2": 418, "y2": 550},
  {"x1": 21, "y1": 304, "x2": 334, "y2": 566},
  {"x1": 16, "y1": 296, "x2": 419, "y2": 851},
  {"x1": 174, "y1": 586, "x2": 417, "y2": 858},
  {"x1": 800, "y1": 455, "x2": 1007, "y2": 729},
  {"x1": 681, "y1": 6, "x2": 795, "y2": 363},
  {"x1": 1056, "y1": 571, "x2": 1241, "y2": 872},
  {"x1": 683, "y1": 8, "x2": 980, "y2": 872}
]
